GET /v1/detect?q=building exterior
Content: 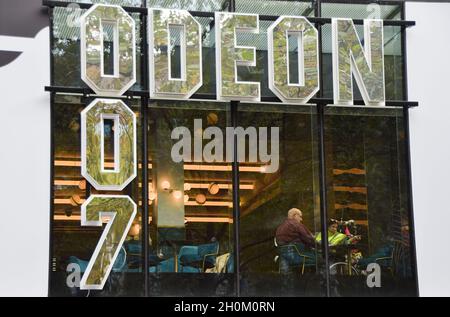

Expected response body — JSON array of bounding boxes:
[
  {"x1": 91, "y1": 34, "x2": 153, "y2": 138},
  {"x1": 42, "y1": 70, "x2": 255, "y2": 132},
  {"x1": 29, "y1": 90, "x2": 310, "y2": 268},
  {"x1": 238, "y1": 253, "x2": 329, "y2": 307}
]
[{"x1": 0, "y1": 0, "x2": 449, "y2": 297}]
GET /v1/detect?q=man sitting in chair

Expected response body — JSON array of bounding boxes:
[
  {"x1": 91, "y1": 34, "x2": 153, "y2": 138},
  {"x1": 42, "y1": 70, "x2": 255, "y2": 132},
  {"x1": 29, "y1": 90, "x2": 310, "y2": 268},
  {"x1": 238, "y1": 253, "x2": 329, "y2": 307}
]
[
  {"x1": 275, "y1": 208, "x2": 316, "y2": 275},
  {"x1": 275, "y1": 208, "x2": 315, "y2": 248}
]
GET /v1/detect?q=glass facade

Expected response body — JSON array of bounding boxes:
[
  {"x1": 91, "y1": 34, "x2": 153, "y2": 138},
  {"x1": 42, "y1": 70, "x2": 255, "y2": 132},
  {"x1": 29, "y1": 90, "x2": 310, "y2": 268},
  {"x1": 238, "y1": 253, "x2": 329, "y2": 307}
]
[
  {"x1": 51, "y1": 95, "x2": 144, "y2": 296},
  {"x1": 147, "y1": 100, "x2": 235, "y2": 296},
  {"x1": 238, "y1": 103, "x2": 323, "y2": 296},
  {"x1": 323, "y1": 106, "x2": 416, "y2": 296},
  {"x1": 48, "y1": 0, "x2": 418, "y2": 297}
]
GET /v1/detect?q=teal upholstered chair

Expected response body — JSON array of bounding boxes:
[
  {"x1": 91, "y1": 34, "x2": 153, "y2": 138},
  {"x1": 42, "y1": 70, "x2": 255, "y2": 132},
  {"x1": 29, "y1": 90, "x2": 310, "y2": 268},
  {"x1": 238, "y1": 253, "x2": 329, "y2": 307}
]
[
  {"x1": 68, "y1": 246, "x2": 127, "y2": 273},
  {"x1": 226, "y1": 253, "x2": 234, "y2": 273},
  {"x1": 178, "y1": 242, "x2": 220, "y2": 273},
  {"x1": 277, "y1": 242, "x2": 316, "y2": 274},
  {"x1": 357, "y1": 244, "x2": 394, "y2": 271},
  {"x1": 123, "y1": 240, "x2": 166, "y2": 272},
  {"x1": 357, "y1": 241, "x2": 412, "y2": 278}
]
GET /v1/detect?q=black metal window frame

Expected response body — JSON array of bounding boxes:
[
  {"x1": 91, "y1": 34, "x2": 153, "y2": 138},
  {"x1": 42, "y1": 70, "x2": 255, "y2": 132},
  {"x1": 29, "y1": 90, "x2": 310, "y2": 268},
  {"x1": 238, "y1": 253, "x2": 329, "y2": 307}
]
[{"x1": 45, "y1": 0, "x2": 420, "y2": 297}]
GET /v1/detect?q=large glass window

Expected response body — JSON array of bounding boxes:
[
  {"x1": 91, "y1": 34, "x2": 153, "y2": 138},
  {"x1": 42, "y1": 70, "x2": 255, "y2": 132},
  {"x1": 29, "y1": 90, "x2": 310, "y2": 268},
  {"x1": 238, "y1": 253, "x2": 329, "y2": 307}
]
[
  {"x1": 238, "y1": 103, "x2": 323, "y2": 296},
  {"x1": 48, "y1": 0, "x2": 418, "y2": 297},
  {"x1": 146, "y1": 100, "x2": 235, "y2": 296},
  {"x1": 323, "y1": 106, "x2": 416, "y2": 296},
  {"x1": 50, "y1": 95, "x2": 144, "y2": 296}
]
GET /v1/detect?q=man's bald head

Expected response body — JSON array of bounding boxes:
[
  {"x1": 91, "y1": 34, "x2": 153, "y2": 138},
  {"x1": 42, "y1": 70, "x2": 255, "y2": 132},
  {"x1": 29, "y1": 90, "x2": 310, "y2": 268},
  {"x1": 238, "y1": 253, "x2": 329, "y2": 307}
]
[{"x1": 288, "y1": 208, "x2": 303, "y2": 222}]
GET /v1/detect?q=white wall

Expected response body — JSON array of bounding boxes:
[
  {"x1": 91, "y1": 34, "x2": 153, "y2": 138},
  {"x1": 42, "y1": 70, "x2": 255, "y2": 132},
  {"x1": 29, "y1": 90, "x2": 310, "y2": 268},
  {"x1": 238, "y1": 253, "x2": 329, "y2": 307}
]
[
  {"x1": 407, "y1": 2, "x2": 450, "y2": 297},
  {"x1": 0, "y1": 28, "x2": 50, "y2": 297}
]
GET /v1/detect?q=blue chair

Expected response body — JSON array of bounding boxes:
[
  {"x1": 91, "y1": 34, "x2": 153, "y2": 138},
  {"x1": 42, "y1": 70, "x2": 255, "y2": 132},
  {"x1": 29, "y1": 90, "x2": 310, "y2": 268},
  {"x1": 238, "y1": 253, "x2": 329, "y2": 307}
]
[
  {"x1": 123, "y1": 240, "x2": 201, "y2": 273},
  {"x1": 149, "y1": 257, "x2": 176, "y2": 273},
  {"x1": 277, "y1": 243, "x2": 316, "y2": 274},
  {"x1": 226, "y1": 253, "x2": 234, "y2": 273},
  {"x1": 357, "y1": 244, "x2": 394, "y2": 271},
  {"x1": 68, "y1": 246, "x2": 127, "y2": 273},
  {"x1": 123, "y1": 240, "x2": 165, "y2": 272},
  {"x1": 178, "y1": 242, "x2": 220, "y2": 273},
  {"x1": 358, "y1": 241, "x2": 412, "y2": 278},
  {"x1": 68, "y1": 256, "x2": 89, "y2": 273}
]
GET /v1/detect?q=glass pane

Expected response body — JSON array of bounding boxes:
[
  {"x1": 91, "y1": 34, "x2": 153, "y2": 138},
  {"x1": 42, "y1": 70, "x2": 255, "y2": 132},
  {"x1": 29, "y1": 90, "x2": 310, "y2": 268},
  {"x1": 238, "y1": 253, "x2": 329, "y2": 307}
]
[
  {"x1": 147, "y1": 0, "x2": 228, "y2": 12},
  {"x1": 321, "y1": 1, "x2": 401, "y2": 20},
  {"x1": 50, "y1": 95, "x2": 144, "y2": 296},
  {"x1": 147, "y1": 100, "x2": 235, "y2": 296},
  {"x1": 235, "y1": 0, "x2": 315, "y2": 16},
  {"x1": 52, "y1": 7, "x2": 143, "y2": 90},
  {"x1": 323, "y1": 106, "x2": 417, "y2": 297},
  {"x1": 238, "y1": 103, "x2": 324, "y2": 296},
  {"x1": 59, "y1": 0, "x2": 144, "y2": 6},
  {"x1": 199, "y1": 16, "x2": 217, "y2": 96}
]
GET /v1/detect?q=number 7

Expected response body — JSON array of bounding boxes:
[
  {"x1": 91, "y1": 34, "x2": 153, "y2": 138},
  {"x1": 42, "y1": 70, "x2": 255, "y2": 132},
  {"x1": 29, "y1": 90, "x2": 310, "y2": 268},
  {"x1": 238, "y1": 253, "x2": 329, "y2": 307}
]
[{"x1": 80, "y1": 195, "x2": 137, "y2": 290}]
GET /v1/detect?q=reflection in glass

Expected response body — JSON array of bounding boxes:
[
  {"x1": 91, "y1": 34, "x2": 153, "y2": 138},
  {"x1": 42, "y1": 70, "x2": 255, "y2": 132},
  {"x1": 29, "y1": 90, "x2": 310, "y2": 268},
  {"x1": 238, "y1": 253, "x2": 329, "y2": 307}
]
[
  {"x1": 324, "y1": 106, "x2": 417, "y2": 296},
  {"x1": 49, "y1": 0, "x2": 417, "y2": 298},
  {"x1": 321, "y1": 2, "x2": 401, "y2": 20},
  {"x1": 50, "y1": 95, "x2": 143, "y2": 297},
  {"x1": 147, "y1": 0, "x2": 227, "y2": 12},
  {"x1": 238, "y1": 104, "x2": 323, "y2": 296},
  {"x1": 147, "y1": 100, "x2": 235, "y2": 296},
  {"x1": 59, "y1": 0, "x2": 143, "y2": 6},
  {"x1": 235, "y1": 0, "x2": 314, "y2": 16}
]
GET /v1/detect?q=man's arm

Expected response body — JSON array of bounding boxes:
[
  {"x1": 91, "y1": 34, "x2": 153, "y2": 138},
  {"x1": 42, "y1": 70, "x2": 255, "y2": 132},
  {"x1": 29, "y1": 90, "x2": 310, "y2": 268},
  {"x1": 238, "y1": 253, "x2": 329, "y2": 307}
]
[{"x1": 296, "y1": 223, "x2": 316, "y2": 248}]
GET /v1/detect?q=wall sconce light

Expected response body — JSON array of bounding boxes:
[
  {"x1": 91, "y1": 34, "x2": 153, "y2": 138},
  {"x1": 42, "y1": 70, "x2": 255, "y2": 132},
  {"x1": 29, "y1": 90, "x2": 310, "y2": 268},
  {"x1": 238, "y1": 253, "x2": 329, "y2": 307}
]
[
  {"x1": 69, "y1": 119, "x2": 80, "y2": 132},
  {"x1": 208, "y1": 182, "x2": 220, "y2": 195},
  {"x1": 195, "y1": 193, "x2": 207, "y2": 205},
  {"x1": 160, "y1": 181, "x2": 191, "y2": 202},
  {"x1": 207, "y1": 112, "x2": 218, "y2": 125},
  {"x1": 78, "y1": 180, "x2": 86, "y2": 190},
  {"x1": 129, "y1": 223, "x2": 140, "y2": 238},
  {"x1": 173, "y1": 190, "x2": 183, "y2": 200},
  {"x1": 70, "y1": 195, "x2": 82, "y2": 206},
  {"x1": 161, "y1": 180, "x2": 171, "y2": 191}
]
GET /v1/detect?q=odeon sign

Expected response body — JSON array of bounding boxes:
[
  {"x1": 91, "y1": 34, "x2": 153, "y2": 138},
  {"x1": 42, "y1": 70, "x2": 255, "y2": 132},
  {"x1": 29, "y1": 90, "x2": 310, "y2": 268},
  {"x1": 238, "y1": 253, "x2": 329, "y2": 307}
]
[
  {"x1": 81, "y1": 4, "x2": 386, "y2": 106},
  {"x1": 76, "y1": 4, "x2": 386, "y2": 290}
]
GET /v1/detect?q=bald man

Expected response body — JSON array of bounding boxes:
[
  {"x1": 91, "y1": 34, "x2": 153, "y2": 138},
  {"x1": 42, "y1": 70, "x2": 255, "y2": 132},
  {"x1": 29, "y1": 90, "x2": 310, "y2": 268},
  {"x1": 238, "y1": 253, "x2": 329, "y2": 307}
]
[{"x1": 275, "y1": 208, "x2": 315, "y2": 248}]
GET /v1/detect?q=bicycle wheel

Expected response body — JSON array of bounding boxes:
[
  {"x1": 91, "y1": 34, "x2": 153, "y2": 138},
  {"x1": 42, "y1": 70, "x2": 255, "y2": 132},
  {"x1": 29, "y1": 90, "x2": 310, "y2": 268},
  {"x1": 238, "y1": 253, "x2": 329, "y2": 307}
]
[{"x1": 329, "y1": 262, "x2": 358, "y2": 276}]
